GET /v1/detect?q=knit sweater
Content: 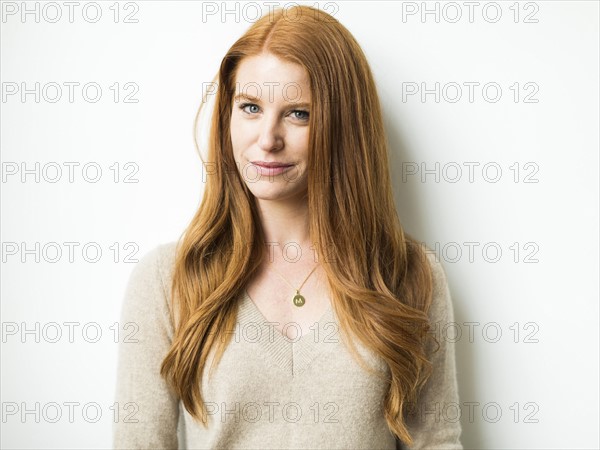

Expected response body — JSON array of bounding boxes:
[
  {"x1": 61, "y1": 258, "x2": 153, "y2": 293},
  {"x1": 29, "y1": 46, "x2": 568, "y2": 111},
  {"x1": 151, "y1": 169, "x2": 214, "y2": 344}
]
[{"x1": 112, "y1": 241, "x2": 463, "y2": 449}]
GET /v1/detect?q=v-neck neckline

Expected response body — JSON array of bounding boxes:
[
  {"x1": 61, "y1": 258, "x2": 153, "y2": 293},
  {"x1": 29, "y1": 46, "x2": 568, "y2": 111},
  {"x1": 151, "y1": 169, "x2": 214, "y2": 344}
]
[
  {"x1": 237, "y1": 289, "x2": 338, "y2": 376},
  {"x1": 242, "y1": 288, "x2": 334, "y2": 343}
]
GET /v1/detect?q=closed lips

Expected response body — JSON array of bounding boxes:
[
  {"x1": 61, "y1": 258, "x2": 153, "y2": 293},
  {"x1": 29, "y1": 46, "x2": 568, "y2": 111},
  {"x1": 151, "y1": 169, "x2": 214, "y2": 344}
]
[{"x1": 252, "y1": 162, "x2": 293, "y2": 167}]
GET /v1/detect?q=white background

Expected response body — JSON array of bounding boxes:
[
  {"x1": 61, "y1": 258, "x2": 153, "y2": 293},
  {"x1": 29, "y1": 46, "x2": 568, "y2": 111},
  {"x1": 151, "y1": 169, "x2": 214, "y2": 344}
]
[{"x1": 1, "y1": 1, "x2": 598, "y2": 448}]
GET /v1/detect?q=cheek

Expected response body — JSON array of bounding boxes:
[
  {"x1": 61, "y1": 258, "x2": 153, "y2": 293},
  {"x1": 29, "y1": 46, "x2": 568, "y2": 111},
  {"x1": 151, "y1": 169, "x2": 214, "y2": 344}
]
[
  {"x1": 290, "y1": 128, "x2": 310, "y2": 157},
  {"x1": 229, "y1": 116, "x2": 253, "y2": 153}
]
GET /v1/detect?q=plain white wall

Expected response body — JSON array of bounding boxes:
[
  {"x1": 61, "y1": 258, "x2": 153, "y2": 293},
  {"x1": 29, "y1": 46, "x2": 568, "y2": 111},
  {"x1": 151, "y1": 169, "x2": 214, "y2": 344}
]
[{"x1": 1, "y1": 1, "x2": 598, "y2": 448}]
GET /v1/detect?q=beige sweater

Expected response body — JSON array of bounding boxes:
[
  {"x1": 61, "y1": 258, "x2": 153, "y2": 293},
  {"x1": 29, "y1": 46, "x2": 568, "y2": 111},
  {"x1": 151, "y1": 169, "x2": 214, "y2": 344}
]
[{"x1": 113, "y1": 241, "x2": 462, "y2": 449}]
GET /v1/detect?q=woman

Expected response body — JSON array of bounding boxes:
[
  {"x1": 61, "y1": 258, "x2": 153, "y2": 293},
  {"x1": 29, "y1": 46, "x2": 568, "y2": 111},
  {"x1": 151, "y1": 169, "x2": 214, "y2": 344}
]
[{"x1": 113, "y1": 5, "x2": 462, "y2": 449}]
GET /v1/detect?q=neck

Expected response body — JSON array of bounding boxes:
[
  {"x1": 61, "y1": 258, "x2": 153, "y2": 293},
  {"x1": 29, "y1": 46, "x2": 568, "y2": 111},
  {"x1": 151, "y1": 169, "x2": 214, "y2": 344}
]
[{"x1": 254, "y1": 196, "x2": 312, "y2": 264}]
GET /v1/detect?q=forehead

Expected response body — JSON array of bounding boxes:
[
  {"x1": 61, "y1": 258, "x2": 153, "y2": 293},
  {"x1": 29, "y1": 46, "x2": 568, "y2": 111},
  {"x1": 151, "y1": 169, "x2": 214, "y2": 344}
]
[{"x1": 234, "y1": 52, "x2": 311, "y2": 102}]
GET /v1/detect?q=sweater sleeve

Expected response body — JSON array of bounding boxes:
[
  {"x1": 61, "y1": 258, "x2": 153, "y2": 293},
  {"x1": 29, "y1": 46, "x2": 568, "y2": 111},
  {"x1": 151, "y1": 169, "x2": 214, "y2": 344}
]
[
  {"x1": 112, "y1": 243, "x2": 180, "y2": 449},
  {"x1": 396, "y1": 251, "x2": 463, "y2": 450}
]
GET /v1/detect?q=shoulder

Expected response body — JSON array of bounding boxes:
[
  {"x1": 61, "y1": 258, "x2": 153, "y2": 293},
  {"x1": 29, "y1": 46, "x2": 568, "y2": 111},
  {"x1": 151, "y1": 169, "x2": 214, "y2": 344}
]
[
  {"x1": 131, "y1": 241, "x2": 179, "y2": 281},
  {"x1": 422, "y1": 246, "x2": 454, "y2": 323},
  {"x1": 120, "y1": 241, "x2": 180, "y2": 332},
  {"x1": 138, "y1": 240, "x2": 178, "y2": 269},
  {"x1": 424, "y1": 248, "x2": 448, "y2": 293},
  {"x1": 124, "y1": 241, "x2": 180, "y2": 302}
]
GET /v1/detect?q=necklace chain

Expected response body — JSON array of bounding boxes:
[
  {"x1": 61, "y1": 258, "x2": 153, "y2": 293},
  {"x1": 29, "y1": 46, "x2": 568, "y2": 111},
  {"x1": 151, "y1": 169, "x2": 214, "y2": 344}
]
[{"x1": 268, "y1": 263, "x2": 319, "y2": 307}]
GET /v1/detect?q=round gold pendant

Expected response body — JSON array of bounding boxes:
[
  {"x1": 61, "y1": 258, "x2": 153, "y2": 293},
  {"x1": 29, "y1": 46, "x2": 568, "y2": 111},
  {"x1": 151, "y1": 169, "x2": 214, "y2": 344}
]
[{"x1": 293, "y1": 293, "x2": 305, "y2": 307}]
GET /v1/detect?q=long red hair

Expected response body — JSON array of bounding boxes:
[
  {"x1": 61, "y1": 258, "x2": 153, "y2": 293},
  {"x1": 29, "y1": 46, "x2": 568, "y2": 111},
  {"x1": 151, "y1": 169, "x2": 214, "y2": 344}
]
[{"x1": 160, "y1": 6, "x2": 436, "y2": 446}]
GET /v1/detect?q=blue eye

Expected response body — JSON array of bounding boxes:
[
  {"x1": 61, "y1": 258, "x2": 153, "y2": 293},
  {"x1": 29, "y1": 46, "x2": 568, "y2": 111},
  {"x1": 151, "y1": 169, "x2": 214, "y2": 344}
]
[
  {"x1": 240, "y1": 103, "x2": 259, "y2": 114},
  {"x1": 292, "y1": 110, "x2": 309, "y2": 121}
]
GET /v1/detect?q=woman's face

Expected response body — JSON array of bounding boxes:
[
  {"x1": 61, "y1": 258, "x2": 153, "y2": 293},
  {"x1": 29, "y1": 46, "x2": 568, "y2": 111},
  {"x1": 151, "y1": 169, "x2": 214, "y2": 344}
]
[{"x1": 230, "y1": 52, "x2": 311, "y2": 203}]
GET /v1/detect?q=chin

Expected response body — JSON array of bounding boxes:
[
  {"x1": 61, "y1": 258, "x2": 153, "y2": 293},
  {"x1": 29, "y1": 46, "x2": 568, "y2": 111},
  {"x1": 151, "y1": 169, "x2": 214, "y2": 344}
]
[
  {"x1": 248, "y1": 188, "x2": 287, "y2": 200},
  {"x1": 251, "y1": 186, "x2": 308, "y2": 202}
]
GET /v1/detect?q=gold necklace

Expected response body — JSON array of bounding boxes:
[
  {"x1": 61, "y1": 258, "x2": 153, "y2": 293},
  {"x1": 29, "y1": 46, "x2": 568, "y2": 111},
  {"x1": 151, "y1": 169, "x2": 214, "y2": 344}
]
[{"x1": 268, "y1": 263, "x2": 320, "y2": 307}]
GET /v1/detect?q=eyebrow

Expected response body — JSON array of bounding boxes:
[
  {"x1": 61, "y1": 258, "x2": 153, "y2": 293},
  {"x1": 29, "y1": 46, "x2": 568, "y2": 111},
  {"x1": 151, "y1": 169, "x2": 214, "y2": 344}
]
[{"x1": 233, "y1": 93, "x2": 310, "y2": 108}]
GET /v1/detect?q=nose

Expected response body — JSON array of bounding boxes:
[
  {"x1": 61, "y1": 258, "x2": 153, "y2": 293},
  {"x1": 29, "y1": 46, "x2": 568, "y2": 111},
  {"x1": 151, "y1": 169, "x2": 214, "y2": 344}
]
[{"x1": 257, "y1": 114, "x2": 283, "y2": 152}]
